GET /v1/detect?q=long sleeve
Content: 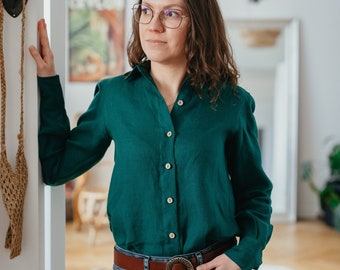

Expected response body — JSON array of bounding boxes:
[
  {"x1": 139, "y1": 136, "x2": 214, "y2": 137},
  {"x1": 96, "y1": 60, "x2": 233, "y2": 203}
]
[
  {"x1": 225, "y1": 91, "x2": 273, "y2": 269},
  {"x1": 38, "y1": 76, "x2": 111, "y2": 185}
]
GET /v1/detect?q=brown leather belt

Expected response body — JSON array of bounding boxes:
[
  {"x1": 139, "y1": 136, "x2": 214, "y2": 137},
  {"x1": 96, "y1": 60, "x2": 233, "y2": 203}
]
[{"x1": 114, "y1": 238, "x2": 236, "y2": 270}]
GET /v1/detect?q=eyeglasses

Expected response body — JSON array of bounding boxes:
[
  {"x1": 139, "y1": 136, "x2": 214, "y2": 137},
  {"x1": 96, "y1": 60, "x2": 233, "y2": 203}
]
[{"x1": 132, "y1": 3, "x2": 188, "y2": 29}]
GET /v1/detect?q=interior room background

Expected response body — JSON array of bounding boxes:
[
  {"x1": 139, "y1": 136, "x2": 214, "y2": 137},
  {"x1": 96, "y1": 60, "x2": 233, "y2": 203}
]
[{"x1": 0, "y1": 0, "x2": 339, "y2": 269}]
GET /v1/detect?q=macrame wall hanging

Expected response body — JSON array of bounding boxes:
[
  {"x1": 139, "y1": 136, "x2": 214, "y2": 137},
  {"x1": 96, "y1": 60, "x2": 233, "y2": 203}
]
[{"x1": 0, "y1": 0, "x2": 28, "y2": 259}]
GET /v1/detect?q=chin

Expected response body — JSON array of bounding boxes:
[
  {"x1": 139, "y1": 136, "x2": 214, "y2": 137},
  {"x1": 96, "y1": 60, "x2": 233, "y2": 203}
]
[{"x1": 145, "y1": 54, "x2": 170, "y2": 64}]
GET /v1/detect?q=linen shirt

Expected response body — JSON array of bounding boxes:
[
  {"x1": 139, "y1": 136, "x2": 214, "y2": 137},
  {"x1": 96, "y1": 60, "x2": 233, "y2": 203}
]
[{"x1": 38, "y1": 63, "x2": 273, "y2": 270}]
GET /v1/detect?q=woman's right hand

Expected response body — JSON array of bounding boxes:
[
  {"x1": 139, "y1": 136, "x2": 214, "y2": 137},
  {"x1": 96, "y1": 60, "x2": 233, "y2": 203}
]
[{"x1": 29, "y1": 19, "x2": 57, "y2": 77}]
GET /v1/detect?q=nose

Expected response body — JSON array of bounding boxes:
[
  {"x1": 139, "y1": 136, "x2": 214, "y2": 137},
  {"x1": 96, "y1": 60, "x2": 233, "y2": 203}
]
[{"x1": 148, "y1": 12, "x2": 165, "y2": 32}]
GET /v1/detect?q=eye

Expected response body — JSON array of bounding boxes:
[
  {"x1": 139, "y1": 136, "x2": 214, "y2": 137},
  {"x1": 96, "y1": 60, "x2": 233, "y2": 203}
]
[
  {"x1": 162, "y1": 9, "x2": 182, "y2": 18},
  {"x1": 141, "y1": 5, "x2": 152, "y2": 15}
]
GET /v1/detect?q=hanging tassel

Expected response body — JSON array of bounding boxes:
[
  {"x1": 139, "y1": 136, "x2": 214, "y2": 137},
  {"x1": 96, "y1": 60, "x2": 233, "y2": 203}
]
[{"x1": 0, "y1": 0, "x2": 28, "y2": 259}]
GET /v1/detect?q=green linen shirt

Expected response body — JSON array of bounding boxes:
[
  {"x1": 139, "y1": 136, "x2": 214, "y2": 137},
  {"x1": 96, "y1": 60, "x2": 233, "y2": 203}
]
[{"x1": 38, "y1": 63, "x2": 273, "y2": 270}]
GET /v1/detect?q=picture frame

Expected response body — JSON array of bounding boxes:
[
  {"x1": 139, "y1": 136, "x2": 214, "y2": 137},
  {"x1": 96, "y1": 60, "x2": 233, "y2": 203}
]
[{"x1": 68, "y1": 0, "x2": 125, "y2": 82}]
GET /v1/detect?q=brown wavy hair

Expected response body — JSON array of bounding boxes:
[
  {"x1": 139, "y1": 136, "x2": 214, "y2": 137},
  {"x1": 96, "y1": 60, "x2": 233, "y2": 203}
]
[{"x1": 127, "y1": 0, "x2": 239, "y2": 103}]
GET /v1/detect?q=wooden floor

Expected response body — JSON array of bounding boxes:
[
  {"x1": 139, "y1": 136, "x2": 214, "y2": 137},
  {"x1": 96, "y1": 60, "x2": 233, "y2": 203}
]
[
  {"x1": 65, "y1": 219, "x2": 340, "y2": 270},
  {"x1": 262, "y1": 219, "x2": 340, "y2": 270}
]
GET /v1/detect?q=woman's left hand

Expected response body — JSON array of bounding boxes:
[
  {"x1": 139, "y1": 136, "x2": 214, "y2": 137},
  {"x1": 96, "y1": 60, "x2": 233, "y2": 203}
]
[{"x1": 196, "y1": 254, "x2": 241, "y2": 270}]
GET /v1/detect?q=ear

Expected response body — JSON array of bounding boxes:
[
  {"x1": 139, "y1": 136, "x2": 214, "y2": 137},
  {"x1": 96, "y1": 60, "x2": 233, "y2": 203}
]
[{"x1": 2, "y1": 0, "x2": 28, "y2": 18}]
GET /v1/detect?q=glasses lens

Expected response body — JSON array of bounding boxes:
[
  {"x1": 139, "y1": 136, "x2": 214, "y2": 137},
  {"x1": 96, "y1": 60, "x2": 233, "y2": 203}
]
[
  {"x1": 160, "y1": 9, "x2": 183, "y2": 29},
  {"x1": 132, "y1": 4, "x2": 186, "y2": 29},
  {"x1": 133, "y1": 4, "x2": 153, "y2": 24}
]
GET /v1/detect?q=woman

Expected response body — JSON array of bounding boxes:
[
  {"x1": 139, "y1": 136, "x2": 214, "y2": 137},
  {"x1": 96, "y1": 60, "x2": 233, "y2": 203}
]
[{"x1": 29, "y1": 0, "x2": 273, "y2": 269}]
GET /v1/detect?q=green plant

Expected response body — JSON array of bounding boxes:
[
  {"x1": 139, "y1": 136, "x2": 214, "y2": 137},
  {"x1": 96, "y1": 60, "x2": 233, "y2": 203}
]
[
  {"x1": 329, "y1": 144, "x2": 340, "y2": 175},
  {"x1": 301, "y1": 144, "x2": 340, "y2": 211}
]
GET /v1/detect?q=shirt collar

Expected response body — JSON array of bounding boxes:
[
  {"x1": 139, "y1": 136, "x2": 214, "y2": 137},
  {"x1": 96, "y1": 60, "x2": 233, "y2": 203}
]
[
  {"x1": 124, "y1": 61, "x2": 192, "y2": 98},
  {"x1": 124, "y1": 61, "x2": 151, "y2": 81}
]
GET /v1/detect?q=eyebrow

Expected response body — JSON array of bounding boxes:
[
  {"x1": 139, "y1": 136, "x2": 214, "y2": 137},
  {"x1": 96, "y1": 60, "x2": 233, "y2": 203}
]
[{"x1": 141, "y1": 1, "x2": 186, "y2": 10}]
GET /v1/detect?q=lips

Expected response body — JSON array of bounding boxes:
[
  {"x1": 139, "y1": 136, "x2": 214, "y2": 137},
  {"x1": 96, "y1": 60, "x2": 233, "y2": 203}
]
[{"x1": 146, "y1": 39, "x2": 167, "y2": 44}]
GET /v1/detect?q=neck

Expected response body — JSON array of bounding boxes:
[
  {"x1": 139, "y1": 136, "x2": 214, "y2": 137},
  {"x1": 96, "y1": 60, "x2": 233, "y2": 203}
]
[{"x1": 150, "y1": 62, "x2": 187, "y2": 98}]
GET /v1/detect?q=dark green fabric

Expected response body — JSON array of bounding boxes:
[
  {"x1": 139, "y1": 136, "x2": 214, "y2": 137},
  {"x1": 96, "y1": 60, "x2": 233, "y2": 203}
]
[{"x1": 38, "y1": 64, "x2": 273, "y2": 270}]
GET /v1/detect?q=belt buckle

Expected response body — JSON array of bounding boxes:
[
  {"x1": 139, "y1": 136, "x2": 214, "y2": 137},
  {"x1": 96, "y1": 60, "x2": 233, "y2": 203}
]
[{"x1": 166, "y1": 257, "x2": 194, "y2": 270}]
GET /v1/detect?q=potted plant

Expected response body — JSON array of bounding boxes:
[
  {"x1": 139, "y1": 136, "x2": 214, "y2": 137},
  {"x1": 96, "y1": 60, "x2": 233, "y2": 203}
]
[{"x1": 301, "y1": 143, "x2": 340, "y2": 231}]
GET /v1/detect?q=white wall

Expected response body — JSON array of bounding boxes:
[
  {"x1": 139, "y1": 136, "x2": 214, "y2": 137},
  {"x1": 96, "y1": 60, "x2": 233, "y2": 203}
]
[
  {"x1": 0, "y1": 0, "x2": 67, "y2": 269},
  {"x1": 0, "y1": 2, "x2": 43, "y2": 269},
  {"x1": 219, "y1": 0, "x2": 340, "y2": 218}
]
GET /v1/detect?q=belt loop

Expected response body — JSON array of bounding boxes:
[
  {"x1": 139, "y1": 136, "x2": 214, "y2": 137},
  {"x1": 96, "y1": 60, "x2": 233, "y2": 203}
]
[
  {"x1": 194, "y1": 252, "x2": 204, "y2": 265},
  {"x1": 144, "y1": 256, "x2": 150, "y2": 270}
]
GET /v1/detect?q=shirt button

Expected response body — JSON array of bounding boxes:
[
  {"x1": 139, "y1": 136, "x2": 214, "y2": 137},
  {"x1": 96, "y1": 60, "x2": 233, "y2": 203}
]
[
  {"x1": 177, "y1": 100, "x2": 184, "y2": 106},
  {"x1": 167, "y1": 197, "x2": 174, "y2": 204},
  {"x1": 169, "y1": 232, "x2": 176, "y2": 239},
  {"x1": 166, "y1": 131, "x2": 173, "y2": 137},
  {"x1": 165, "y1": 163, "x2": 172, "y2": 170}
]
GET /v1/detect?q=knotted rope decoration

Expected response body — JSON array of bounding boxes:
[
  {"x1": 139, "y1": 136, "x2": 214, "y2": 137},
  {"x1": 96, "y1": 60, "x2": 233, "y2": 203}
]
[{"x1": 0, "y1": 0, "x2": 28, "y2": 259}]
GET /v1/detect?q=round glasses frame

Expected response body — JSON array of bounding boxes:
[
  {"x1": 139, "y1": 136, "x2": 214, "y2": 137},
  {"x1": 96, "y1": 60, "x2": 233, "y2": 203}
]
[{"x1": 132, "y1": 3, "x2": 188, "y2": 29}]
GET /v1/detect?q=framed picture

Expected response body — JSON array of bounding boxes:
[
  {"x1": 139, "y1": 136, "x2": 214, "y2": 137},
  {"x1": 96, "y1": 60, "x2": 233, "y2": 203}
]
[{"x1": 68, "y1": 0, "x2": 125, "y2": 82}]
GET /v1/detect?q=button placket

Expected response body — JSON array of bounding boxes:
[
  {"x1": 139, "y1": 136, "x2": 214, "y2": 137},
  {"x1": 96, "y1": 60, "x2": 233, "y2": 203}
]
[
  {"x1": 160, "y1": 129, "x2": 177, "y2": 247},
  {"x1": 149, "y1": 80, "x2": 188, "y2": 251},
  {"x1": 157, "y1": 100, "x2": 181, "y2": 251}
]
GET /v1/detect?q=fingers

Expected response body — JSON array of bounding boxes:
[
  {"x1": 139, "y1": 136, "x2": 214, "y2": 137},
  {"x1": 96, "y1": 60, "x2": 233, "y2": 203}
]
[
  {"x1": 28, "y1": 45, "x2": 42, "y2": 64},
  {"x1": 196, "y1": 260, "x2": 216, "y2": 270},
  {"x1": 196, "y1": 254, "x2": 241, "y2": 270},
  {"x1": 37, "y1": 19, "x2": 52, "y2": 57},
  {"x1": 29, "y1": 18, "x2": 57, "y2": 77}
]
